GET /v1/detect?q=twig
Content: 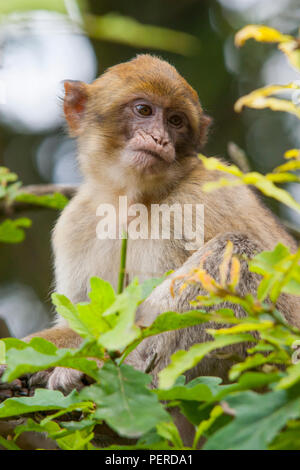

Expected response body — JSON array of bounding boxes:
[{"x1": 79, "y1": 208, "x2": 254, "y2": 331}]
[{"x1": 227, "y1": 142, "x2": 251, "y2": 173}]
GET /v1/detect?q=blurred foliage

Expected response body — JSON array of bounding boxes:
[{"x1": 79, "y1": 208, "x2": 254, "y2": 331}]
[
  {"x1": 0, "y1": 0, "x2": 199, "y2": 55},
  {"x1": 0, "y1": 166, "x2": 68, "y2": 244}
]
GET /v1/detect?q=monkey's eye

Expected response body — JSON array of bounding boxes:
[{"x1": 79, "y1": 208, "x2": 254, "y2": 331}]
[
  {"x1": 168, "y1": 114, "x2": 183, "y2": 127},
  {"x1": 135, "y1": 104, "x2": 153, "y2": 116}
]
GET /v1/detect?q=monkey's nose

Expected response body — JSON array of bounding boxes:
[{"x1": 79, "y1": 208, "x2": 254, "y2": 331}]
[{"x1": 151, "y1": 134, "x2": 169, "y2": 147}]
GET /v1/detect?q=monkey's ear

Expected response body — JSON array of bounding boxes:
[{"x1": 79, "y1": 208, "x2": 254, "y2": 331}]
[
  {"x1": 198, "y1": 114, "x2": 213, "y2": 149},
  {"x1": 63, "y1": 80, "x2": 88, "y2": 135}
]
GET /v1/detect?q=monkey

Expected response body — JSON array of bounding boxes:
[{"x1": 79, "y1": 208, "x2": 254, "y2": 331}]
[{"x1": 0, "y1": 55, "x2": 299, "y2": 444}]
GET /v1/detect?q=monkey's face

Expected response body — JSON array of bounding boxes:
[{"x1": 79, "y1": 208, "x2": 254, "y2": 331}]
[
  {"x1": 119, "y1": 97, "x2": 192, "y2": 175},
  {"x1": 63, "y1": 55, "x2": 211, "y2": 188}
]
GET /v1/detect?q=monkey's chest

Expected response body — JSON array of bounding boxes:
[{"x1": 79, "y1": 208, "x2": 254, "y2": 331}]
[{"x1": 86, "y1": 237, "x2": 182, "y2": 292}]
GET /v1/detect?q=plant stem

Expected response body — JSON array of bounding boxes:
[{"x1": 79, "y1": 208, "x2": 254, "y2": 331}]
[{"x1": 117, "y1": 231, "x2": 128, "y2": 294}]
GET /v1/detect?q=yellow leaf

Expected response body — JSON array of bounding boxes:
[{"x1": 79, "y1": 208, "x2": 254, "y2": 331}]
[
  {"x1": 197, "y1": 271, "x2": 219, "y2": 293},
  {"x1": 284, "y1": 149, "x2": 300, "y2": 160},
  {"x1": 279, "y1": 41, "x2": 300, "y2": 71},
  {"x1": 235, "y1": 84, "x2": 300, "y2": 117},
  {"x1": 273, "y1": 160, "x2": 300, "y2": 173},
  {"x1": 235, "y1": 25, "x2": 293, "y2": 48},
  {"x1": 235, "y1": 94, "x2": 300, "y2": 119},
  {"x1": 266, "y1": 173, "x2": 300, "y2": 183},
  {"x1": 202, "y1": 178, "x2": 242, "y2": 192},
  {"x1": 219, "y1": 241, "x2": 233, "y2": 287},
  {"x1": 253, "y1": 178, "x2": 300, "y2": 212},
  {"x1": 199, "y1": 155, "x2": 242, "y2": 177},
  {"x1": 230, "y1": 257, "x2": 240, "y2": 289},
  {"x1": 208, "y1": 321, "x2": 273, "y2": 335}
]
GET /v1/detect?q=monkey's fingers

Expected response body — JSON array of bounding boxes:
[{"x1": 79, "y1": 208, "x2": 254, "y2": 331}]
[{"x1": 0, "y1": 365, "x2": 31, "y2": 399}]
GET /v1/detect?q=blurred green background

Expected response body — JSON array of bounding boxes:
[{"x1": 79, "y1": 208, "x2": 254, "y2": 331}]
[{"x1": 0, "y1": 0, "x2": 300, "y2": 337}]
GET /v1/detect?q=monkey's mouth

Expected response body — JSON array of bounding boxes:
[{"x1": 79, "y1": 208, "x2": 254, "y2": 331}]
[
  {"x1": 136, "y1": 148, "x2": 164, "y2": 162},
  {"x1": 128, "y1": 147, "x2": 167, "y2": 173},
  {"x1": 126, "y1": 147, "x2": 172, "y2": 174}
]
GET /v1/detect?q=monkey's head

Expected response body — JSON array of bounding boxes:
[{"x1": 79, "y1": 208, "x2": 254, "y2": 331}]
[{"x1": 63, "y1": 55, "x2": 211, "y2": 193}]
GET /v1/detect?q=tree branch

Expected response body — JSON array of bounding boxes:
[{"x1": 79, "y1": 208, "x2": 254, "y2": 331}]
[{"x1": 0, "y1": 184, "x2": 78, "y2": 216}]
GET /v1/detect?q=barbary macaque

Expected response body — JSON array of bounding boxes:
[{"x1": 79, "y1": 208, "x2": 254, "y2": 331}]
[{"x1": 1, "y1": 55, "x2": 299, "y2": 418}]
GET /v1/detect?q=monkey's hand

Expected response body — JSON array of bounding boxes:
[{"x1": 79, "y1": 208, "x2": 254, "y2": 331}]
[
  {"x1": 28, "y1": 367, "x2": 90, "y2": 394},
  {"x1": 0, "y1": 364, "x2": 30, "y2": 399},
  {"x1": 0, "y1": 326, "x2": 94, "y2": 397},
  {"x1": 0, "y1": 364, "x2": 93, "y2": 398}
]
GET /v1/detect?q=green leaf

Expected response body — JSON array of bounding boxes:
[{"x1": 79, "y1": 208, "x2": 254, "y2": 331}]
[
  {"x1": 98, "y1": 279, "x2": 142, "y2": 350},
  {"x1": 53, "y1": 278, "x2": 117, "y2": 341},
  {"x1": 55, "y1": 429, "x2": 95, "y2": 450},
  {"x1": 193, "y1": 405, "x2": 223, "y2": 449},
  {"x1": 84, "y1": 13, "x2": 200, "y2": 56},
  {"x1": 277, "y1": 362, "x2": 300, "y2": 390},
  {"x1": 0, "y1": 340, "x2": 5, "y2": 364},
  {"x1": 52, "y1": 294, "x2": 97, "y2": 340},
  {"x1": 121, "y1": 310, "x2": 220, "y2": 363},
  {"x1": 156, "y1": 421, "x2": 183, "y2": 449},
  {"x1": 213, "y1": 372, "x2": 281, "y2": 402},
  {"x1": 80, "y1": 362, "x2": 169, "y2": 438},
  {"x1": 15, "y1": 192, "x2": 69, "y2": 210},
  {"x1": 58, "y1": 418, "x2": 95, "y2": 433},
  {"x1": 140, "y1": 272, "x2": 172, "y2": 301},
  {"x1": 53, "y1": 278, "x2": 141, "y2": 350},
  {"x1": 158, "y1": 334, "x2": 255, "y2": 389},
  {"x1": 0, "y1": 0, "x2": 70, "y2": 15},
  {"x1": 0, "y1": 167, "x2": 18, "y2": 184},
  {"x1": 88, "y1": 277, "x2": 116, "y2": 312},
  {"x1": 0, "y1": 389, "x2": 87, "y2": 419},
  {"x1": 229, "y1": 351, "x2": 288, "y2": 381},
  {"x1": 76, "y1": 278, "x2": 116, "y2": 338},
  {"x1": 204, "y1": 385, "x2": 300, "y2": 450},
  {"x1": 14, "y1": 418, "x2": 61, "y2": 441},
  {"x1": 0, "y1": 435, "x2": 21, "y2": 450},
  {"x1": 250, "y1": 244, "x2": 290, "y2": 275},
  {"x1": 155, "y1": 376, "x2": 223, "y2": 402},
  {"x1": 269, "y1": 421, "x2": 300, "y2": 450},
  {"x1": 2, "y1": 337, "x2": 102, "y2": 382},
  {"x1": 0, "y1": 218, "x2": 31, "y2": 243},
  {"x1": 142, "y1": 310, "x2": 211, "y2": 338}
]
